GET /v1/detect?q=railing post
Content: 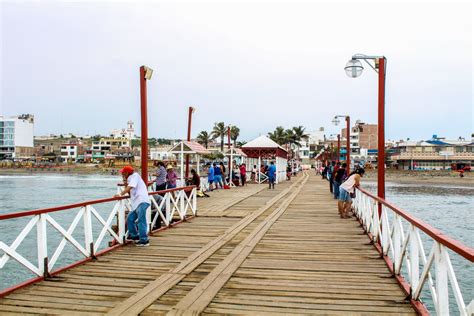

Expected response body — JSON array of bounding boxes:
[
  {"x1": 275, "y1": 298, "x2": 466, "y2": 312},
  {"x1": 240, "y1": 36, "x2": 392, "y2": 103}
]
[
  {"x1": 36, "y1": 214, "x2": 48, "y2": 277},
  {"x1": 393, "y1": 214, "x2": 401, "y2": 273},
  {"x1": 381, "y1": 207, "x2": 389, "y2": 256},
  {"x1": 435, "y1": 243, "x2": 449, "y2": 315},
  {"x1": 118, "y1": 200, "x2": 126, "y2": 243},
  {"x1": 410, "y1": 226, "x2": 420, "y2": 293},
  {"x1": 180, "y1": 190, "x2": 185, "y2": 219},
  {"x1": 165, "y1": 192, "x2": 171, "y2": 225},
  {"x1": 192, "y1": 188, "x2": 197, "y2": 216},
  {"x1": 83, "y1": 206, "x2": 94, "y2": 257},
  {"x1": 146, "y1": 202, "x2": 152, "y2": 234}
]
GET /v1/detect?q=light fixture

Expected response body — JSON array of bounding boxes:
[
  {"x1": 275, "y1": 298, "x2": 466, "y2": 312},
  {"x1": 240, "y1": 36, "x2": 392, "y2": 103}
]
[
  {"x1": 332, "y1": 117, "x2": 340, "y2": 126},
  {"x1": 143, "y1": 66, "x2": 153, "y2": 80},
  {"x1": 344, "y1": 59, "x2": 364, "y2": 78}
]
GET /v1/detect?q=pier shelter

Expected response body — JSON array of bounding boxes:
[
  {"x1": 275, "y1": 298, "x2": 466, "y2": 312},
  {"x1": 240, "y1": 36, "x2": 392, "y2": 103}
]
[
  {"x1": 241, "y1": 135, "x2": 288, "y2": 183},
  {"x1": 168, "y1": 141, "x2": 210, "y2": 186}
]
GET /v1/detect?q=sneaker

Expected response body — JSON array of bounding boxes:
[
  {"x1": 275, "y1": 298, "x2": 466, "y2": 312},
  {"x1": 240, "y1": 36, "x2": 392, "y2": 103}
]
[
  {"x1": 136, "y1": 240, "x2": 150, "y2": 247},
  {"x1": 126, "y1": 235, "x2": 139, "y2": 242}
]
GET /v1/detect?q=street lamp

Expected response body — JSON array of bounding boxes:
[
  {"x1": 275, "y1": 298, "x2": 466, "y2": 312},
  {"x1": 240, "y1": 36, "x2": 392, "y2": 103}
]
[
  {"x1": 345, "y1": 53, "x2": 387, "y2": 215},
  {"x1": 333, "y1": 115, "x2": 350, "y2": 175},
  {"x1": 139, "y1": 65, "x2": 153, "y2": 184},
  {"x1": 185, "y1": 106, "x2": 195, "y2": 179}
]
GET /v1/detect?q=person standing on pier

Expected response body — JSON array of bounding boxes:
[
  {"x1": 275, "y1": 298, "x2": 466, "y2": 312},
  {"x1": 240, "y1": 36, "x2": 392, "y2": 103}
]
[
  {"x1": 239, "y1": 163, "x2": 247, "y2": 186},
  {"x1": 153, "y1": 161, "x2": 167, "y2": 193},
  {"x1": 333, "y1": 162, "x2": 346, "y2": 200},
  {"x1": 268, "y1": 161, "x2": 276, "y2": 189},
  {"x1": 166, "y1": 165, "x2": 178, "y2": 189},
  {"x1": 338, "y1": 168, "x2": 364, "y2": 218},
  {"x1": 207, "y1": 163, "x2": 215, "y2": 191},
  {"x1": 214, "y1": 163, "x2": 223, "y2": 189},
  {"x1": 115, "y1": 166, "x2": 150, "y2": 247}
]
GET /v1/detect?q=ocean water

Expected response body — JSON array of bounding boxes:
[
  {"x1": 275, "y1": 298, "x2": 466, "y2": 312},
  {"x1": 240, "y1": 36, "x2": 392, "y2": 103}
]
[{"x1": 0, "y1": 174, "x2": 472, "y2": 314}]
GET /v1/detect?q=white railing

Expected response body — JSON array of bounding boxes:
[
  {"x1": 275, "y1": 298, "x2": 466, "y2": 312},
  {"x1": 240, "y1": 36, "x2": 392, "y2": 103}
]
[
  {"x1": 353, "y1": 187, "x2": 474, "y2": 316},
  {"x1": 0, "y1": 185, "x2": 196, "y2": 283}
]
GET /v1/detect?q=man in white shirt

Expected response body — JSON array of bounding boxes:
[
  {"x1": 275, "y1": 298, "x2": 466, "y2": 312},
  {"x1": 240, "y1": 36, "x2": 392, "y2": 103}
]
[{"x1": 115, "y1": 165, "x2": 150, "y2": 247}]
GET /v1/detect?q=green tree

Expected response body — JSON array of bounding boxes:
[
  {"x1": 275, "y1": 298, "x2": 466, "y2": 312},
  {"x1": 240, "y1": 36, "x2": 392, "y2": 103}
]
[
  {"x1": 291, "y1": 126, "x2": 309, "y2": 159},
  {"x1": 268, "y1": 126, "x2": 287, "y2": 145},
  {"x1": 196, "y1": 131, "x2": 211, "y2": 148},
  {"x1": 211, "y1": 122, "x2": 226, "y2": 152},
  {"x1": 131, "y1": 139, "x2": 141, "y2": 148},
  {"x1": 230, "y1": 126, "x2": 240, "y2": 146}
]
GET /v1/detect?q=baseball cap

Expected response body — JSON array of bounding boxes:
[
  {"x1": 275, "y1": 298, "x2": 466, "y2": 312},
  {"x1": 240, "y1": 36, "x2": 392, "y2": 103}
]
[{"x1": 119, "y1": 165, "x2": 134, "y2": 174}]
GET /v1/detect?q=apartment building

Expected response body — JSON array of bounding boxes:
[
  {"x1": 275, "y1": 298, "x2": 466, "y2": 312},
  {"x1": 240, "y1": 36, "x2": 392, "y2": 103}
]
[
  {"x1": 341, "y1": 121, "x2": 378, "y2": 164},
  {"x1": 0, "y1": 114, "x2": 34, "y2": 159}
]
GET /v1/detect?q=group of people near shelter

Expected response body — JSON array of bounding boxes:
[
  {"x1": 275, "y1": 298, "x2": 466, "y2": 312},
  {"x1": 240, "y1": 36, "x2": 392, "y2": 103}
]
[
  {"x1": 322, "y1": 161, "x2": 365, "y2": 219},
  {"x1": 114, "y1": 158, "x2": 281, "y2": 247}
]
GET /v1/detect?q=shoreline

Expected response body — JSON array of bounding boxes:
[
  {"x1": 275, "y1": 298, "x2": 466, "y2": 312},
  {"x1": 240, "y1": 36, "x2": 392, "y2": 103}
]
[{"x1": 2, "y1": 167, "x2": 473, "y2": 186}]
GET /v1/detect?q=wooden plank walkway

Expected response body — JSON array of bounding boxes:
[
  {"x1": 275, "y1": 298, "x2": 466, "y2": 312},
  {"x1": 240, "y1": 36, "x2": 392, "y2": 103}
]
[{"x1": 0, "y1": 173, "x2": 416, "y2": 315}]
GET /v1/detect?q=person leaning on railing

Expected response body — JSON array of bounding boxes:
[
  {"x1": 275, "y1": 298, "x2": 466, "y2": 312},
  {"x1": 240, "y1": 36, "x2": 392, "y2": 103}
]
[
  {"x1": 114, "y1": 165, "x2": 151, "y2": 247},
  {"x1": 337, "y1": 167, "x2": 365, "y2": 219}
]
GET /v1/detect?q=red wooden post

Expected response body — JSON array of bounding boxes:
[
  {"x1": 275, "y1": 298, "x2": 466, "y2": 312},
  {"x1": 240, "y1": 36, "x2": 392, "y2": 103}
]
[
  {"x1": 227, "y1": 126, "x2": 231, "y2": 178},
  {"x1": 337, "y1": 134, "x2": 341, "y2": 162},
  {"x1": 345, "y1": 116, "x2": 350, "y2": 175},
  {"x1": 185, "y1": 106, "x2": 193, "y2": 179},
  {"x1": 139, "y1": 66, "x2": 148, "y2": 183},
  {"x1": 378, "y1": 57, "x2": 386, "y2": 216}
]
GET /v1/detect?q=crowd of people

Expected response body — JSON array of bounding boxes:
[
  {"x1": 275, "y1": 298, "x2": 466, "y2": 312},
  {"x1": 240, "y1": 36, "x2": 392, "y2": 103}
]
[
  {"x1": 321, "y1": 161, "x2": 365, "y2": 219},
  {"x1": 113, "y1": 160, "x2": 282, "y2": 247}
]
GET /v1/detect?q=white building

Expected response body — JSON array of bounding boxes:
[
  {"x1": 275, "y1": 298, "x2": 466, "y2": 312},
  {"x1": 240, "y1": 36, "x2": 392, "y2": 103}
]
[
  {"x1": 0, "y1": 114, "x2": 34, "y2": 159},
  {"x1": 298, "y1": 127, "x2": 326, "y2": 162},
  {"x1": 60, "y1": 144, "x2": 81, "y2": 161},
  {"x1": 110, "y1": 121, "x2": 136, "y2": 140},
  {"x1": 150, "y1": 146, "x2": 173, "y2": 160}
]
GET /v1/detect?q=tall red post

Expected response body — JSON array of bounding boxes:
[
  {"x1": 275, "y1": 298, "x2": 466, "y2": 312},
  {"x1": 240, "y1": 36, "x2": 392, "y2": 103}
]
[
  {"x1": 377, "y1": 57, "x2": 386, "y2": 216},
  {"x1": 139, "y1": 66, "x2": 148, "y2": 184},
  {"x1": 337, "y1": 134, "x2": 341, "y2": 162},
  {"x1": 227, "y1": 126, "x2": 231, "y2": 177},
  {"x1": 185, "y1": 106, "x2": 193, "y2": 179},
  {"x1": 345, "y1": 116, "x2": 351, "y2": 176}
]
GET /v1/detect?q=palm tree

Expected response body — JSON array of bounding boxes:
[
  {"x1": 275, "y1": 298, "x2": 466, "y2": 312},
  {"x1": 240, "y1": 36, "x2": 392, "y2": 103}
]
[
  {"x1": 230, "y1": 126, "x2": 240, "y2": 146},
  {"x1": 211, "y1": 122, "x2": 226, "y2": 151},
  {"x1": 291, "y1": 126, "x2": 309, "y2": 160},
  {"x1": 196, "y1": 131, "x2": 211, "y2": 148},
  {"x1": 268, "y1": 126, "x2": 287, "y2": 145}
]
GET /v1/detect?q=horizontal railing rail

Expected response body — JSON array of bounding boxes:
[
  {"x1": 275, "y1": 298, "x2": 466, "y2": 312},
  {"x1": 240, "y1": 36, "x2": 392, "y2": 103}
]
[
  {"x1": 353, "y1": 187, "x2": 474, "y2": 316},
  {"x1": 0, "y1": 185, "x2": 197, "y2": 292}
]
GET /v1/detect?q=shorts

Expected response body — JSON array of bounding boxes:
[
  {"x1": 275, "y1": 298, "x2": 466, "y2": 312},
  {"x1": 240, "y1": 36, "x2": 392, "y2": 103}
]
[
  {"x1": 215, "y1": 175, "x2": 223, "y2": 183},
  {"x1": 338, "y1": 188, "x2": 352, "y2": 202},
  {"x1": 208, "y1": 179, "x2": 214, "y2": 184}
]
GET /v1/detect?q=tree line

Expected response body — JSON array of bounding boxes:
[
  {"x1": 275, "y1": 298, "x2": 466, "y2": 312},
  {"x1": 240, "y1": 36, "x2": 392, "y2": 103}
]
[{"x1": 196, "y1": 122, "x2": 241, "y2": 151}]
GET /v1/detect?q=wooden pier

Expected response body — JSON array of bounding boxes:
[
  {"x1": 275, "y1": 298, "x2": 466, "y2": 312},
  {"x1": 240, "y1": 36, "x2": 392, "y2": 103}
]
[{"x1": 0, "y1": 173, "x2": 416, "y2": 315}]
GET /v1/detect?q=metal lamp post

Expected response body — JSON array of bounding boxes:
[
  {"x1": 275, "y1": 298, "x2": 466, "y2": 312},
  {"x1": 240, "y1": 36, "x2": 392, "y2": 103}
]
[
  {"x1": 185, "y1": 106, "x2": 195, "y2": 179},
  {"x1": 345, "y1": 53, "x2": 387, "y2": 214},
  {"x1": 332, "y1": 115, "x2": 351, "y2": 175},
  {"x1": 139, "y1": 65, "x2": 153, "y2": 184}
]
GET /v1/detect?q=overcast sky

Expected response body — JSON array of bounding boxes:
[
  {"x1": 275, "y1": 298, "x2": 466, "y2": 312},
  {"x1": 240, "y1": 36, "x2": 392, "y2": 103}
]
[{"x1": 1, "y1": 1, "x2": 472, "y2": 141}]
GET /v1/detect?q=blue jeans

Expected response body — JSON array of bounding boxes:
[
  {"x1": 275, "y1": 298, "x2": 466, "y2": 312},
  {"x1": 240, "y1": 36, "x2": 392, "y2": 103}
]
[
  {"x1": 333, "y1": 182, "x2": 340, "y2": 199},
  {"x1": 127, "y1": 202, "x2": 150, "y2": 243}
]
